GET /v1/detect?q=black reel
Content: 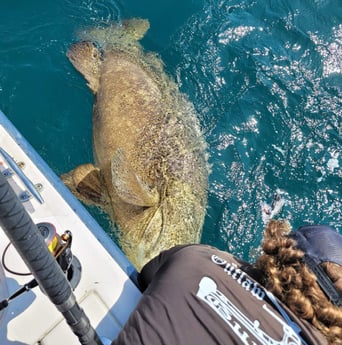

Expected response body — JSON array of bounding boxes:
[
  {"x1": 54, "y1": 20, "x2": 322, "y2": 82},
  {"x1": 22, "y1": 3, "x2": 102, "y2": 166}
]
[
  {"x1": 0, "y1": 222, "x2": 81, "y2": 311},
  {"x1": 37, "y1": 222, "x2": 81, "y2": 289}
]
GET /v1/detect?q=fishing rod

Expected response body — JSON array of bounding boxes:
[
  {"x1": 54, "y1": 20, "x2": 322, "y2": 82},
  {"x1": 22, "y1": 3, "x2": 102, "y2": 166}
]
[{"x1": 0, "y1": 172, "x2": 103, "y2": 345}]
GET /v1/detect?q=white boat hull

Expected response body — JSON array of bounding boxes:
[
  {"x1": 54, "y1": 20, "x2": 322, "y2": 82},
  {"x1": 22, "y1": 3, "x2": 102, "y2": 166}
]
[{"x1": 0, "y1": 110, "x2": 141, "y2": 344}]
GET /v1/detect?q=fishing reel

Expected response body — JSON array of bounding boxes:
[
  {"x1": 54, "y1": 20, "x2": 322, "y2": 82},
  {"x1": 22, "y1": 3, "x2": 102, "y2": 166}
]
[
  {"x1": 0, "y1": 222, "x2": 81, "y2": 311},
  {"x1": 37, "y1": 222, "x2": 81, "y2": 289}
]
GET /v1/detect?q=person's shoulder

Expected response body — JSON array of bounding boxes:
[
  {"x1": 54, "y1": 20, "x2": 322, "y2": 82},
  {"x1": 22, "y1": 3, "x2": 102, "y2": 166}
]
[
  {"x1": 139, "y1": 245, "x2": 236, "y2": 288},
  {"x1": 163, "y1": 244, "x2": 235, "y2": 259},
  {"x1": 162, "y1": 244, "x2": 242, "y2": 270}
]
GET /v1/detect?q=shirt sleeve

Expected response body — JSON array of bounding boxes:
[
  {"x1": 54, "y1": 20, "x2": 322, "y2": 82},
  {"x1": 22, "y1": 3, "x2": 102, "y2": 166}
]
[{"x1": 137, "y1": 244, "x2": 193, "y2": 291}]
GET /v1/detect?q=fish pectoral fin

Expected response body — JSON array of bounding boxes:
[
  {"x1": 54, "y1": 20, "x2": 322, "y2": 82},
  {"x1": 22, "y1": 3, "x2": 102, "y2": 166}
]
[
  {"x1": 111, "y1": 149, "x2": 159, "y2": 207},
  {"x1": 61, "y1": 163, "x2": 107, "y2": 207},
  {"x1": 67, "y1": 41, "x2": 102, "y2": 93}
]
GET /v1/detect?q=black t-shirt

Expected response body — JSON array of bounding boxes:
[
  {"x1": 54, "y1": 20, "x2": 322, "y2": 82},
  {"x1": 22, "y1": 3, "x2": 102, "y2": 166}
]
[{"x1": 112, "y1": 245, "x2": 327, "y2": 345}]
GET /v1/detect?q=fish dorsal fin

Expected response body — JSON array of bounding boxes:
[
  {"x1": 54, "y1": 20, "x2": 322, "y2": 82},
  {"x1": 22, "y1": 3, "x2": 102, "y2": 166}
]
[
  {"x1": 111, "y1": 148, "x2": 159, "y2": 207},
  {"x1": 78, "y1": 18, "x2": 149, "y2": 51},
  {"x1": 121, "y1": 18, "x2": 150, "y2": 41},
  {"x1": 67, "y1": 41, "x2": 102, "y2": 93}
]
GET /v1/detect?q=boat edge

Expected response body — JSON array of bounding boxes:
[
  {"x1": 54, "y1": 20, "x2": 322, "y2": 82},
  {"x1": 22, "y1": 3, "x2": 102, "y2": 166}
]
[{"x1": 0, "y1": 110, "x2": 139, "y2": 286}]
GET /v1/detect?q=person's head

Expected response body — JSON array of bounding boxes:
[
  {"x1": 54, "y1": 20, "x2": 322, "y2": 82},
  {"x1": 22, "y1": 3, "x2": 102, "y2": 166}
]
[{"x1": 255, "y1": 219, "x2": 342, "y2": 344}]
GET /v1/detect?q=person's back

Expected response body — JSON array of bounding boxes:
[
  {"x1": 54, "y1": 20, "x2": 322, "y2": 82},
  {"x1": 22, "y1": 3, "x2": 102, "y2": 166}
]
[{"x1": 113, "y1": 242, "x2": 328, "y2": 344}]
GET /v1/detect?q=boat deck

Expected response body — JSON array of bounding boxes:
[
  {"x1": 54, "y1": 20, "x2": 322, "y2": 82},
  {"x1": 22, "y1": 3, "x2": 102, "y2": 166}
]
[{"x1": 0, "y1": 111, "x2": 141, "y2": 344}]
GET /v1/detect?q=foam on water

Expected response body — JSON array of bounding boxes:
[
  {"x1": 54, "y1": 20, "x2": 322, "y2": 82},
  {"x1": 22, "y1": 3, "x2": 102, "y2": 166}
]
[{"x1": 171, "y1": 0, "x2": 341, "y2": 260}]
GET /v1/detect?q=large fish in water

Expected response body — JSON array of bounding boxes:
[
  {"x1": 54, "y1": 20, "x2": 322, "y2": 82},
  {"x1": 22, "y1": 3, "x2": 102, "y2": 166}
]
[{"x1": 62, "y1": 18, "x2": 208, "y2": 270}]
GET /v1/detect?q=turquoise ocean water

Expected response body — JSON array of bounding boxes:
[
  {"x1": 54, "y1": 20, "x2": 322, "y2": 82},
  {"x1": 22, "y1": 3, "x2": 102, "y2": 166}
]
[{"x1": 0, "y1": 0, "x2": 341, "y2": 262}]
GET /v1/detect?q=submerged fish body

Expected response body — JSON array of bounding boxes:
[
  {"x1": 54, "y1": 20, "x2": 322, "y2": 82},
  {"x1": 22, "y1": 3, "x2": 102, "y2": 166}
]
[{"x1": 63, "y1": 19, "x2": 208, "y2": 270}]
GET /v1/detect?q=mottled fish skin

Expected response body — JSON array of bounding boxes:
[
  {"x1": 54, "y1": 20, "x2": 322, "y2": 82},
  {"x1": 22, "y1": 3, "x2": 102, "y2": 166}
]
[{"x1": 63, "y1": 18, "x2": 209, "y2": 270}]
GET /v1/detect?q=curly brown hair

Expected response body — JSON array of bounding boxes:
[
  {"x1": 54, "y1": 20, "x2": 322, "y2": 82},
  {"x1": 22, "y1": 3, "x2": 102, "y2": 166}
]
[{"x1": 255, "y1": 219, "x2": 342, "y2": 344}]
